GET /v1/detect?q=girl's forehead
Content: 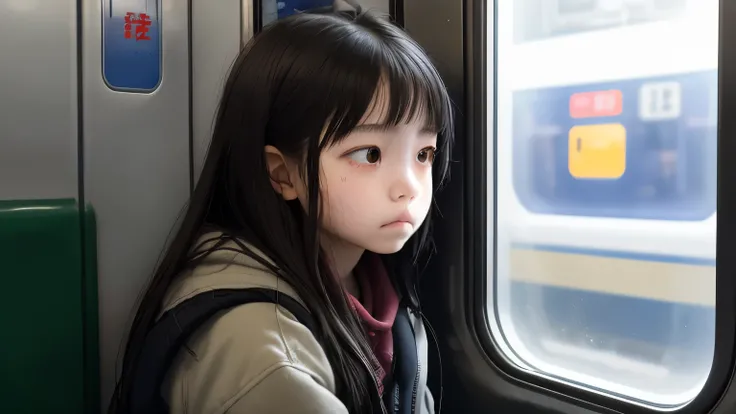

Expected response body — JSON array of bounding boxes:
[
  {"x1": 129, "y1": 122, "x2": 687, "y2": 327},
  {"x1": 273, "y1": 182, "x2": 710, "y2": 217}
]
[
  {"x1": 358, "y1": 82, "x2": 391, "y2": 124},
  {"x1": 358, "y1": 82, "x2": 428, "y2": 127},
  {"x1": 359, "y1": 98, "x2": 389, "y2": 125}
]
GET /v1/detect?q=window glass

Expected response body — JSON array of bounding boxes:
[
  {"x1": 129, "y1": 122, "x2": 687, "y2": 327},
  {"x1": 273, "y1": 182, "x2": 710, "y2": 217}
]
[
  {"x1": 261, "y1": 0, "x2": 390, "y2": 26},
  {"x1": 492, "y1": 0, "x2": 718, "y2": 407},
  {"x1": 262, "y1": 0, "x2": 333, "y2": 26}
]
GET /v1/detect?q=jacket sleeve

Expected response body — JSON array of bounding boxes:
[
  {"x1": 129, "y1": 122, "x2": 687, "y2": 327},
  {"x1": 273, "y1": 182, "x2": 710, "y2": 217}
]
[
  {"x1": 226, "y1": 364, "x2": 349, "y2": 414},
  {"x1": 163, "y1": 301, "x2": 344, "y2": 414}
]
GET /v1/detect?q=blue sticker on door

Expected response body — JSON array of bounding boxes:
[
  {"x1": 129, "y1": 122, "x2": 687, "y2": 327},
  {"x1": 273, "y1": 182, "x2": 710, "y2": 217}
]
[{"x1": 103, "y1": 0, "x2": 162, "y2": 92}]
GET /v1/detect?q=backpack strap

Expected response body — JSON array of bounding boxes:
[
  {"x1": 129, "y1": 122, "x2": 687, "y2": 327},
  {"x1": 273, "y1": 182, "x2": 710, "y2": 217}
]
[{"x1": 128, "y1": 288, "x2": 317, "y2": 414}]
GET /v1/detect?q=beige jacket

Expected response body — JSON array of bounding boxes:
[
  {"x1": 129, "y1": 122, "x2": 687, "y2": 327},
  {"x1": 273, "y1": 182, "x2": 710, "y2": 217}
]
[
  {"x1": 158, "y1": 233, "x2": 435, "y2": 414},
  {"x1": 160, "y1": 235, "x2": 346, "y2": 413}
]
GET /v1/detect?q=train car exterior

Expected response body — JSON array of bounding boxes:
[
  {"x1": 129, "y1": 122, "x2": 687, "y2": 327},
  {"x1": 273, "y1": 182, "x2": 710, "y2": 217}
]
[{"x1": 493, "y1": 0, "x2": 718, "y2": 408}]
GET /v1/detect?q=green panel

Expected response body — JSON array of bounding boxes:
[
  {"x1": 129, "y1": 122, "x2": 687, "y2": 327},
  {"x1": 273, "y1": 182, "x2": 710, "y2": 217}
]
[{"x1": 0, "y1": 199, "x2": 92, "y2": 414}]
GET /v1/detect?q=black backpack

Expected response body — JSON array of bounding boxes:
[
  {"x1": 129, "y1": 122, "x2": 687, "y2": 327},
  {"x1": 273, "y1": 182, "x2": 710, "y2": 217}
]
[{"x1": 127, "y1": 287, "x2": 317, "y2": 414}]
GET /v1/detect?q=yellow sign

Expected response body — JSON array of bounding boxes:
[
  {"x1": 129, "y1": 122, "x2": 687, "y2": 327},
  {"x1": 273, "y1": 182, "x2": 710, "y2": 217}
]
[{"x1": 568, "y1": 123, "x2": 626, "y2": 179}]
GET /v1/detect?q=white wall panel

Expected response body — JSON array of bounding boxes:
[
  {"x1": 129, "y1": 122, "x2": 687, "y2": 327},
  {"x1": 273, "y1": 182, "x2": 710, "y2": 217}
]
[
  {"x1": 0, "y1": 0, "x2": 78, "y2": 200},
  {"x1": 192, "y1": 0, "x2": 242, "y2": 183},
  {"x1": 83, "y1": 0, "x2": 191, "y2": 408}
]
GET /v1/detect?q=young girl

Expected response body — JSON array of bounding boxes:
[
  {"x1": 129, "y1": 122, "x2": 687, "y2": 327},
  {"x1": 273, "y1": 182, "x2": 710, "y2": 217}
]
[{"x1": 109, "y1": 4, "x2": 453, "y2": 414}]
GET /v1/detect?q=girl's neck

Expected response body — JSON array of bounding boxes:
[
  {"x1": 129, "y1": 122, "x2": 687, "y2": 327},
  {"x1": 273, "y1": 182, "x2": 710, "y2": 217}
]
[
  {"x1": 342, "y1": 270, "x2": 361, "y2": 299},
  {"x1": 321, "y1": 232, "x2": 365, "y2": 297}
]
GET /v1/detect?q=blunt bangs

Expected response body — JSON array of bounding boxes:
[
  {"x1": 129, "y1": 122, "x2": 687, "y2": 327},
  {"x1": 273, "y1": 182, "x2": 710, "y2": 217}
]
[
  {"x1": 318, "y1": 14, "x2": 454, "y2": 156},
  {"x1": 262, "y1": 11, "x2": 453, "y2": 181}
]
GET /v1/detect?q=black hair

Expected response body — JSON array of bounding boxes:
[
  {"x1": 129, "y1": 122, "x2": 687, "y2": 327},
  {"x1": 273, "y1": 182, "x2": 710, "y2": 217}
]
[{"x1": 109, "y1": 6, "x2": 453, "y2": 414}]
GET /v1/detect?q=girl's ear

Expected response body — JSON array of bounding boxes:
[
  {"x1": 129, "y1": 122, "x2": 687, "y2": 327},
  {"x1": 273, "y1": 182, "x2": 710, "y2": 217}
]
[{"x1": 264, "y1": 145, "x2": 300, "y2": 201}]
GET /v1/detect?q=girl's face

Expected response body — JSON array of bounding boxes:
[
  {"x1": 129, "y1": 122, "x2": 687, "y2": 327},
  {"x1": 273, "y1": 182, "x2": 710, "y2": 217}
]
[
  {"x1": 266, "y1": 89, "x2": 438, "y2": 256},
  {"x1": 314, "y1": 95, "x2": 438, "y2": 255}
]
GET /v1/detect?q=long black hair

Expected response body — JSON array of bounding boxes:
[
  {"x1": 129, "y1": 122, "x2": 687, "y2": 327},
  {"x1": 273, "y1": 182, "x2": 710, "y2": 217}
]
[{"x1": 110, "y1": 6, "x2": 453, "y2": 414}]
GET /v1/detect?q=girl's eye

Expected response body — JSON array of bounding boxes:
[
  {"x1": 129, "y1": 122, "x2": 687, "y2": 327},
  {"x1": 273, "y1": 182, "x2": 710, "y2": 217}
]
[
  {"x1": 348, "y1": 147, "x2": 381, "y2": 164},
  {"x1": 417, "y1": 147, "x2": 436, "y2": 164}
]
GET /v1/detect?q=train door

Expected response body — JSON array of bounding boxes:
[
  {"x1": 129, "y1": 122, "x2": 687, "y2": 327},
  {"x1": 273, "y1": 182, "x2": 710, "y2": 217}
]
[{"x1": 408, "y1": 0, "x2": 736, "y2": 413}]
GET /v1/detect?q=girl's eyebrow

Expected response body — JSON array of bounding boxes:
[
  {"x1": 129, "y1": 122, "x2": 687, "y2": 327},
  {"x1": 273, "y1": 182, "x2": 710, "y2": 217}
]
[
  {"x1": 352, "y1": 123, "x2": 392, "y2": 133},
  {"x1": 352, "y1": 123, "x2": 439, "y2": 135}
]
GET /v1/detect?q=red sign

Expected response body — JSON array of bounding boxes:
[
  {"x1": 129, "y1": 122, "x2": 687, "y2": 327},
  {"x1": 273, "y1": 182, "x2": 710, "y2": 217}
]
[
  {"x1": 124, "y1": 12, "x2": 152, "y2": 41},
  {"x1": 569, "y1": 90, "x2": 623, "y2": 119}
]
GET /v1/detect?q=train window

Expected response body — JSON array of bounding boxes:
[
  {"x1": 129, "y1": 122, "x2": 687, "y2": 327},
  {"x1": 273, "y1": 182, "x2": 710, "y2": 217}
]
[
  {"x1": 261, "y1": 0, "x2": 390, "y2": 26},
  {"x1": 261, "y1": 0, "x2": 333, "y2": 26},
  {"x1": 514, "y1": 0, "x2": 689, "y2": 43},
  {"x1": 491, "y1": 0, "x2": 718, "y2": 408}
]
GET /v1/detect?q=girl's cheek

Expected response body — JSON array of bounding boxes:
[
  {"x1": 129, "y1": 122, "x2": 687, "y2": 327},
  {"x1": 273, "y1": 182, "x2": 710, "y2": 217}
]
[{"x1": 414, "y1": 162, "x2": 433, "y2": 177}]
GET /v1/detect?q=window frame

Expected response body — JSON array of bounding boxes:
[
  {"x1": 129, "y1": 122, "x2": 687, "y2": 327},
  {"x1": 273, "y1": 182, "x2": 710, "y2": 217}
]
[{"x1": 405, "y1": 0, "x2": 736, "y2": 412}]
